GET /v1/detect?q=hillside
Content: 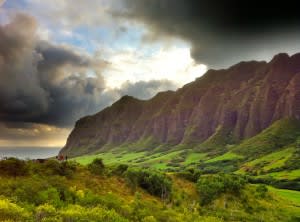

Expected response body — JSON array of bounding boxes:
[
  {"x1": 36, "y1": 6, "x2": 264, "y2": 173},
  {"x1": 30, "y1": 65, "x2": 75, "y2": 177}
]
[
  {"x1": 61, "y1": 52, "x2": 300, "y2": 157},
  {"x1": 233, "y1": 118, "x2": 300, "y2": 157},
  {"x1": 0, "y1": 158, "x2": 300, "y2": 222},
  {"x1": 73, "y1": 119, "x2": 300, "y2": 190}
]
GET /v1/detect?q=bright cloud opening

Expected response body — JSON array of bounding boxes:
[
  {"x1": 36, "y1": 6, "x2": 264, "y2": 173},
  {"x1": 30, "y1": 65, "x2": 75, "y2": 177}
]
[{"x1": 105, "y1": 46, "x2": 207, "y2": 88}]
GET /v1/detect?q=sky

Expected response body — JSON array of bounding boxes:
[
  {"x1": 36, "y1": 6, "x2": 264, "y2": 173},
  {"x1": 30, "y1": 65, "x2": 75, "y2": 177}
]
[{"x1": 0, "y1": 0, "x2": 300, "y2": 148}]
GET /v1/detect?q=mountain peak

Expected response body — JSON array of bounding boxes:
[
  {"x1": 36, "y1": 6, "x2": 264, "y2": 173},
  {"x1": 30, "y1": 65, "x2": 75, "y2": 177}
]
[
  {"x1": 270, "y1": 53, "x2": 290, "y2": 63},
  {"x1": 116, "y1": 95, "x2": 141, "y2": 104},
  {"x1": 120, "y1": 95, "x2": 137, "y2": 100}
]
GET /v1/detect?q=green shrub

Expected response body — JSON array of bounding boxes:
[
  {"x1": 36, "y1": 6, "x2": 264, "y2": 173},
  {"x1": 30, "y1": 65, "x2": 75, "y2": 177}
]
[
  {"x1": 7, "y1": 177, "x2": 71, "y2": 207},
  {"x1": 75, "y1": 189, "x2": 103, "y2": 206},
  {"x1": 296, "y1": 137, "x2": 300, "y2": 148},
  {"x1": 41, "y1": 160, "x2": 77, "y2": 177},
  {"x1": 0, "y1": 158, "x2": 29, "y2": 177},
  {"x1": 0, "y1": 198, "x2": 31, "y2": 221},
  {"x1": 125, "y1": 168, "x2": 172, "y2": 199},
  {"x1": 37, "y1": 187, "x2": 62, "y2": 207},
  {"x1": 12, "y1": 177, "x2": 49, "y2": 205},
  {"x1": 112, "y1": 164, "x2": 129, "y2": 176},
  {"x1": 35, "y1": 203, "x2": 57, "y2": 222},
  {"x1": 60, "y1": 204, "x2": 129, "y2": 222},
  {"x1": 196, "y1": 174, "x2": 246, "y2": 205},
  {"x1": 59, "y1": 161, "x2": 77, "y2": 177},
  {"x1": 177, "y1": 168, "x2": 201, "y2": 182},
  {"x1": 88, "y1": 158, "x2": 105, "y2": 175},
  {"x1": 255, "y1": 184, "x2": 268, "y2": 198},
  {"x1": 142, "y1": 215, "x2": 157, "y2": 222}
]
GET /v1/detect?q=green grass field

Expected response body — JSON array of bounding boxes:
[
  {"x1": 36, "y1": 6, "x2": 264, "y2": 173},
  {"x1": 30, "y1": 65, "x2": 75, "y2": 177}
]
[
  {"x1": 205, "y1": 152, "x2": 243, "y2": 163},
  {"x1": 260, "y1": 169, "x2": 300, "y2": 180},
  {"x1": 237, "y1": 147, "x2": 294, "y2": 174},
  {"x1": 183, "y1": 152, "x2": 207, "y2": 165},
  {"x1": 141, "y1": 150, "x2": 183, "y2": 163},
  {"x1": 138, "y1": 150, "x2": 184, "y2": 169},
  {"x1": 74, "y1": 147, "x2": 299, "y2": 181},
  {"x1": 148, "y1": 162, "x2": 169, "y2": 170},
  {"x1": 73, "y1": 150, "x2": 185, "y2": 168},
  {"x1": 74, "y1": 150, "x2": 210, "y2": 169},
  {"x1": 270, "y1": 187, "x2": 300, "y2": 206},
  {"x1": 73, "y1": 151, "x2": 146, "y2": 165}
]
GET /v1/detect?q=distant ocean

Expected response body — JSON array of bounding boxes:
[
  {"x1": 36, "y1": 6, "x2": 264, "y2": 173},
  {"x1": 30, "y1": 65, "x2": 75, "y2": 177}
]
[{"x1": 0, "y1": 147, "x2": 61, "y2": 159}]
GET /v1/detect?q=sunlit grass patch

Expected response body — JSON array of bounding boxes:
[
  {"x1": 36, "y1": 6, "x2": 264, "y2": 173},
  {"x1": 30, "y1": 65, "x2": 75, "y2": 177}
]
[
  {"x1": 269, "y1": 187, "x2": 300, "y2": 206},
  {"x1": 205, "y1": 152, "x2": 243, "y2": 163}
]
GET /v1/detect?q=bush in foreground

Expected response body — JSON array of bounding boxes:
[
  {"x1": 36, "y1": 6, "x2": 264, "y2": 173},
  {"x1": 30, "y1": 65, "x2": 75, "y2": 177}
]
[
  {"x1": 88, "y1": 158, "x2": 105, "y2": 175},
  {"x1": 0, "y1": 198, "x2": 31, "y2": 221},
  {"x1": 197, "y1": 174, "x2": 246, "y2": 205},
  {"x1": 61, "y1": 204, "x2": 129, "y2": 222},
  {"x1": 41, "y1": 160, "x2": 77, "y2": 177},
  {"x1": 125, "y1": 168, "x2": 172, "y2": 200},
  {"x1": 0, "y1": 158, "x2": 28, "y2": 177}
]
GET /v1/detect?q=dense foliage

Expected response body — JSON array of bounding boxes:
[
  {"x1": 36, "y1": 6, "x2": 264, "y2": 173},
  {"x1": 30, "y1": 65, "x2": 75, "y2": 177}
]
[
  {"x1": 196, "y1": 174, "x2": 246, "y2": 205},
  {"x1": 0, "y1": 158, "x2": 29, "y2": 177},
  {"x1": 0, "y1": 158, "x2": 299, "y2": 221},
  {"x1": 88, "y1": 158, "x2": 105, "y2": 175},
  {"x1": 125, "y1": 168, "x2": 172, "y2": 199}
]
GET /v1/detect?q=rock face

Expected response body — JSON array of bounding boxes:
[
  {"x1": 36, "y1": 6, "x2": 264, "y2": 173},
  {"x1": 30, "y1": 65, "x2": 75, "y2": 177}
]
[{"x1": 60, "y1": 53, "x2": 300, "y2": 157}]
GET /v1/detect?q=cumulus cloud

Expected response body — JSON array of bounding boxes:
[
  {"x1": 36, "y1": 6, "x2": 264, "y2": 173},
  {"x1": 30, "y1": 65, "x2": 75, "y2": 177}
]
[{"x1": 0, "y1": 13, "x2": 179, "y2": 132}]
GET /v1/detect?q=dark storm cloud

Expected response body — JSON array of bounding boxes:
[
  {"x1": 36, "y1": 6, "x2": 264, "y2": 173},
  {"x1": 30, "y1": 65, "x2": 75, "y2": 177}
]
[
  {"x1": 0, "y1": 13, "x2": 178, "y2": 128},
  {"x1": 0, "y1": 13, "x2": 107, "y2": 127},
  {"x1": 37, "y1": 42, "x2": 90, "y2": 70},
  {"x1": 117, "y1": 0, "x2": 300, "y2": 67},
  {"x1": 0, "y1": 13, "x2": 49, "y2": 120}
]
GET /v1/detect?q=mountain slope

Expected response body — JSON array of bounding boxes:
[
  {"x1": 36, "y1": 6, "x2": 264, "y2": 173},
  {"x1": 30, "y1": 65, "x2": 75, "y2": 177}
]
[
  {"x1": 73, "y1": 119, "x2": 300, "y2": 173},
  {"x1": 61, "y1": 53, "x2": 300, "y2": 157},
  {"x1": 234, "y1": 118, "x2": 300, "y2": 157}
]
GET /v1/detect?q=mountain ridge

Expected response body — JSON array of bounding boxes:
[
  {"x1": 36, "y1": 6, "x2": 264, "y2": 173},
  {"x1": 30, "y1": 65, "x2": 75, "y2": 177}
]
[{"x1": 60, "y1": 52, "x2": 300, "y2": 157}]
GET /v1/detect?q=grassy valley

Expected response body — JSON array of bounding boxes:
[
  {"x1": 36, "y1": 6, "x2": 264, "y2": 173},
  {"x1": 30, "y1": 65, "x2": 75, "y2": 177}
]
[{"x1": 74, "y1": 119, "x2": 300, "y2": 181}]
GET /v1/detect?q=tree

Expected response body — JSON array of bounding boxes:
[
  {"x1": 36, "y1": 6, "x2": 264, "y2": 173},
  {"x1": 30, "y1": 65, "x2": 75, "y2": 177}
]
[
  {"x1": 125, "y1": 168, "x2": 172, "y2": 200},
  {"x1": 196, "y1": 174, "x2": 246, "y2": 205},
  {"x1": 88, "y1": 158, "x2": 105, "y2": 175}
]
